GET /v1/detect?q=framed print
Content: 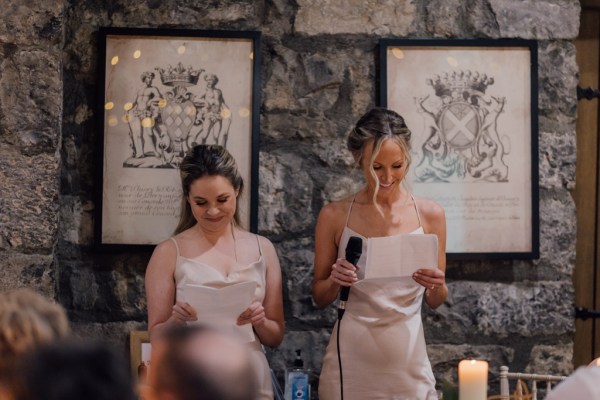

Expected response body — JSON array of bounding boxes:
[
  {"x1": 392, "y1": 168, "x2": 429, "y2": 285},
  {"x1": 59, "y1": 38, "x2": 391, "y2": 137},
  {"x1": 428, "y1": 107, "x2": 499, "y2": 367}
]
[
  {"x1": 379, "y1": 39, "x2": 539, "y2": 259},
  {"x1": 96, "y1": 27, "x2": 261, "y2": 247},
  {"x1": 129, "y1": 330, "x2": 151, "y2": 380}
]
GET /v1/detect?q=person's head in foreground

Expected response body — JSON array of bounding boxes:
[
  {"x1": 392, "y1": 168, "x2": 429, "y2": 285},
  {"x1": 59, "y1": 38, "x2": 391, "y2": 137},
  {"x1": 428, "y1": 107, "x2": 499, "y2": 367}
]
[
  {"x1": 0, "y1": 288, "x2": 70, "y2": 399},
  {"x1": 16, "y1": 340, "x2": 137, "y2": 400},
  {"x1": 148, "y1": 324, "x2": 259, "y2": 400},
  {"x1": 544, "y1": 364, "x2": 600, "y2": 400}
]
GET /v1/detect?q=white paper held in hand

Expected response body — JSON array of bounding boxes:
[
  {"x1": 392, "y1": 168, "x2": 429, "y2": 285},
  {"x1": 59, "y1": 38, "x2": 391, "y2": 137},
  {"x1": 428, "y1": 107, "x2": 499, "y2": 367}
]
[
  {"x1": 182, "y1": 280, "x2": 257, "y2": 342},
  {"x1": 364, "y1": 234, "x2": 438, "y2": 280}
]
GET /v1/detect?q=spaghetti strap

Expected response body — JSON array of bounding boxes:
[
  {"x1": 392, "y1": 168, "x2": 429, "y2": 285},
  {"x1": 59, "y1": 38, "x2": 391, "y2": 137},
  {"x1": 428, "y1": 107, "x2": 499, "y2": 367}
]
[
  {"x1": 410, "y1": 194, "x2": 423, "y2": 228},
  {"x1": 344, "y1": 195, "x2": 357, "y2": 227},
  {"x1": 169, "y1": 237, "x2": 181, "y2": 257},
  {"x1": 256, "y1": 234, "x2": 263, "y2": 256}
]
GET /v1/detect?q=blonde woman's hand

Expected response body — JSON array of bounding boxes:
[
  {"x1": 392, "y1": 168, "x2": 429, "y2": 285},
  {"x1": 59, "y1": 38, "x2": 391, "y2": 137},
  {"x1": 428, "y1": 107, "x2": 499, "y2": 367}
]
[
  {"x1": 412, "y1": 268, "x2": 445, "y2": 291},
  {"x1": 169, "y1": 301, "x2": 198, "y2": 324},
  {"x1": 237, "y1": 301, "x2": 266, "y2": 327},
  {"x1": 329, "y1": 258, "x2": 359, "y2": 287}
]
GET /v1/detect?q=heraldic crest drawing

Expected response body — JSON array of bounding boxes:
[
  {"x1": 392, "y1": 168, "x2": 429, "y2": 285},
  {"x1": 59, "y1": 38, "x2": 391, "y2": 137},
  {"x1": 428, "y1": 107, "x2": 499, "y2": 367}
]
[
  {"x1": 413, "y1": 70, "x2": 510, "y2": 183},
  {"x1": 123, "y1": 62, "x2": 232, "y2": 168}
]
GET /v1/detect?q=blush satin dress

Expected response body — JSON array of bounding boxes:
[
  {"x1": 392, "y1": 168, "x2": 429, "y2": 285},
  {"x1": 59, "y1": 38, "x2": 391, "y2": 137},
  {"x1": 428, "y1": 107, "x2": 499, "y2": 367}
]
[
  {"x1": 318, "y1": 195, "x2": 436, "y2": 400},
  {"x1": 171, "y1": 236, "x2": 273, "y2": 399}
]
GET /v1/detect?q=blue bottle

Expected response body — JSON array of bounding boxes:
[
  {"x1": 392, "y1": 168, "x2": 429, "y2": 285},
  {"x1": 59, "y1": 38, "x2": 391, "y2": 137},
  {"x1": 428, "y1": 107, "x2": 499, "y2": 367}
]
[{"x1": 285, "y1": 349, "x2": 310, "y2": 400}]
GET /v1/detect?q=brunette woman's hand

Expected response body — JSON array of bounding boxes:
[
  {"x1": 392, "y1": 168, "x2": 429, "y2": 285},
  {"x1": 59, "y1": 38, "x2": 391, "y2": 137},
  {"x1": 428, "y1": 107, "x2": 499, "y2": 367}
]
[
  {"x1": 169, "y1": 301, "x2": 198, "y2": 324},
  {"x1": 329, "y1": 258, "x2": 359, "y2": 287},
  {"x1": 237, "y1": 301, "x2": 266, "y2": 327},
  {"x1": 412, "y1": 268, "x2": 445, "y2": 290}
]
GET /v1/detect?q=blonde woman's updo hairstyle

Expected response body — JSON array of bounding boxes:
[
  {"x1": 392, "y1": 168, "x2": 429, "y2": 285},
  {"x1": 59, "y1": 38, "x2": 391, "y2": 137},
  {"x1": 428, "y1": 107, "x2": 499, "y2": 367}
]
[
  {"x1": 347, "y1": 107, "x2": 412, "y2": 205},
  {"x1": 175, "y1": 145, "x2": 244, "y2": 234}
]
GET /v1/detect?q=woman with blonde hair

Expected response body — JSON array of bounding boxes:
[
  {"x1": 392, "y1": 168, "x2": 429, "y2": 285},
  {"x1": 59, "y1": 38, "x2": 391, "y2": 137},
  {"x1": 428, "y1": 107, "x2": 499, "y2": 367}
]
[{"x1": 313, "y1": 108, "x2": 447, "y2": 399}]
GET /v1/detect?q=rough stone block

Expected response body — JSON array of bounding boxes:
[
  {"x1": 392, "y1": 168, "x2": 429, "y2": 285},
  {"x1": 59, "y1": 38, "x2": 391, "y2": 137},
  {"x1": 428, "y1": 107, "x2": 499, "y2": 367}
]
[
  {"x1": 538, "y1": 130, "x2": 576, "y2": 190},
  {"x1": 0, "y1": 253, "x2": 55, "y2": 297},
  {"x1": 60, "y1": 258, "x2": 147, "y2": 321},
  {"x1": 0, "y1": 49, "x2": 62, "y2": 153},
  {"x1": 537, "y1": 188, "x2": 576, "y2": 276},
  {"x1": 263, "y1": 42, "x2": 372, "y2": 119},
  {"x1": 108, "y1": 0, "x2": 266, "y2": 28},
  {"x1": 0, "y1": 0, "x2": 64, "y2": 46},
  {"x1": 475, "y1": 282, "x2": 574, "y2": 337},
  {"x1": 261, "y1": 112, "x2": 340, "y2": 140},
  {"x1": 320, "y1": 174, "x2": 364, "y2": 204},
  {"x1": 525, "y1": 343, "x2": 573, "y2": 376},
  {"x1": 0, "y1": 148, "x2": 59, "y2": 253},
  {"x1": 310, "y1": 137, "x2": 357, "y2": 169},
  {"x1": 424, "y1": 280, "x2": 574, "y2": 341},
  {"x1": 491, "y1": 0, "x2": 580, "y2": 39},
  {"x1": 424, "y1": 0, "x2": 501, "y2": 38},
  {"x1": 295, "y1": 0, "x2": 416, "y2": 35},
  {"x1": 276, "y1": 237, "x2": 338, "y2": 327},
  {"x1": 538, "y1": 41, "x2": 578, "y2": 120},
  {"x1": 258, "y1": 151, "x2": 313, "y2": 236}
]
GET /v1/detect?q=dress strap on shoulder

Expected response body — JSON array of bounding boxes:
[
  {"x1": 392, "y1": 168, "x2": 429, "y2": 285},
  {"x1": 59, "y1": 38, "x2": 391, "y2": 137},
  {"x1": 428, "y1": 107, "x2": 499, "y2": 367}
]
[
  {"x1": 410, "y1": 193, "x2": 423, "y2": 228},
  {"x1": 344, "y1": 195, "x2": 357, "y2": 227},
  {"x1": 255, "y1": 234, "x2": 263, "y2": 256},
  {"x1": 169, "y1": 237, "x2": 181, "y2": 257}
]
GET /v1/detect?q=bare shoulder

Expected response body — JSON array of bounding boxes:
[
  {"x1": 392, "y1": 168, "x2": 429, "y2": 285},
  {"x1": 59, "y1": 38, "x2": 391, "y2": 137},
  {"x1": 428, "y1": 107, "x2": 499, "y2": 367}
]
[
  {"x1": 152, "y1": 236, "x2": 177, "y2": 257},
  {"x1": 414, "y1": 196, "x2": 445, "y2": 224},
  {"x1": 318, "y1": 195, "x2": 354, "y2": 224},
  {"x1": 256, "y1": 234, "x2": 276, "y2": 254},
  {"x1": 147, "y1": 237, "x2": 178, "y2": 275}
]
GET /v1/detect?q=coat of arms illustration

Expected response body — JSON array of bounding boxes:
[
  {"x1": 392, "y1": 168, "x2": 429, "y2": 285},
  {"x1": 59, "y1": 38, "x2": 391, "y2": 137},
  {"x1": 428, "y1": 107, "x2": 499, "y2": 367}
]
[
  {"x1": 413, "y1": 70, "x2": 509, "y2": 183},
  {"x1": 123, "y1": 62, "x2": 232, "y2": 168}
]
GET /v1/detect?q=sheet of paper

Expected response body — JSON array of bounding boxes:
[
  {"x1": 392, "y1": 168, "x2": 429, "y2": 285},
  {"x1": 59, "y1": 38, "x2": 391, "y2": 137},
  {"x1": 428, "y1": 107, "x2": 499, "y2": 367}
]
[
  {"x1": 182, "y1": 280, "x2": 257, "y2": 342},
  {"x1": 141, "y1": 343, "x2": 152, "y2": 363},
  {"x1": 365, "y1": 234, "x2": 438, "y2": 280}
]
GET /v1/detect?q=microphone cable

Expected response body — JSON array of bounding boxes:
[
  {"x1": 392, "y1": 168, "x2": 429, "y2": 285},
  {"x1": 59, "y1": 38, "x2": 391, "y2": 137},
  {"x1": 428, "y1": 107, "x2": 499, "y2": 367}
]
[
  {"x1": 335, "y1": 235, "x2": 362, "y2": 400},
  {"x1": 337, "y1": 318, "x2": 344, "y2": 400}
]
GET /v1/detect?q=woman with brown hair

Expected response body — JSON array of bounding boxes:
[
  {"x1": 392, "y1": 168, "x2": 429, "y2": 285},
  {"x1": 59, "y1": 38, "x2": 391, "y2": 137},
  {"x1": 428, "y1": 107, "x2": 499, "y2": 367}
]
[{"x1": 145, "y1": 145, "x2": 284, "y2": 399}]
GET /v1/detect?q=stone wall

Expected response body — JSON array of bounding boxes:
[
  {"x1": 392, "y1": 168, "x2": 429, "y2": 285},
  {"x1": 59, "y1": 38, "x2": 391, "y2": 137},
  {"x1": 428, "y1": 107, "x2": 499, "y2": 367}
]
[{"x1": 0, "y1": 0, "x2": 580, "y2": 396}]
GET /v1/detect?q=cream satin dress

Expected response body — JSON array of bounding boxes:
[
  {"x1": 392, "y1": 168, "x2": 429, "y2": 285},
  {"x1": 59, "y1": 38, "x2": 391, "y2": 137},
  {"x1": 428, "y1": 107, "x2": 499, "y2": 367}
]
[
  {"x1": 318, "y1": 196, "x2": 436, "y2": 400},
  {"x1": 171, "y1": 236, "x2": 273, "y2": 400}
]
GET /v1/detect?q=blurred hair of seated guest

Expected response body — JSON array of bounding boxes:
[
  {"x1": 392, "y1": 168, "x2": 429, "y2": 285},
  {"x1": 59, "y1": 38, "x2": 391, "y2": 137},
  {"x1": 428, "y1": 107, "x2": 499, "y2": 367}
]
[
  {"x1": 0, "y1": 288, "x2": 70, "y2": 399},
  {"x1": 16, "y1": 340, "x2": 137, "y2": 400},
  {"x1": 544, "y1": 365, "x2": 600, "y2": 400},
  {"x1": 145, "y1": 324, "x2": 259, "y2": 400}
]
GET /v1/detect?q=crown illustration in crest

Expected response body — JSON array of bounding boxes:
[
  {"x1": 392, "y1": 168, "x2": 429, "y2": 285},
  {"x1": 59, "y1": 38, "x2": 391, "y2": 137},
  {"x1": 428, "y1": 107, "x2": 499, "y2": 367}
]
[
  {"x1": 155, "y1": 62, "x2": 204, "y2": 87},
  {"x1": 427, "y1": 70, "x2": 494, "y2": 99}
]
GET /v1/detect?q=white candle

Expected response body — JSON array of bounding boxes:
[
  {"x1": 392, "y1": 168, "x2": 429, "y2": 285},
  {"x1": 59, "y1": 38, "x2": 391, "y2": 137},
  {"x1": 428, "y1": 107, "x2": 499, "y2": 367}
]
[{"x1": 459, "y1": 359, "x2": 488, "y2": 400}]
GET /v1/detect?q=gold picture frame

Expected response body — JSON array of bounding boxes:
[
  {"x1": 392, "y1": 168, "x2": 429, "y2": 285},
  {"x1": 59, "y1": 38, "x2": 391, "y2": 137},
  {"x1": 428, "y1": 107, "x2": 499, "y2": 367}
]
[{"x1": 129, "y1": 330, "x2": 151, "y2": 379}]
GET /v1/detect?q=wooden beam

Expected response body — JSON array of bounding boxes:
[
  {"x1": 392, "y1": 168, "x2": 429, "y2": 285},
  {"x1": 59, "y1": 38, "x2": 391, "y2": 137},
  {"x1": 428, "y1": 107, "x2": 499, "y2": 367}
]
[
  {"x1": 574, "y1": 9, "x2": 600, "y2": 368},
  {"x1": 581, "y1": 0, "x2": 600, "y2": 10}
]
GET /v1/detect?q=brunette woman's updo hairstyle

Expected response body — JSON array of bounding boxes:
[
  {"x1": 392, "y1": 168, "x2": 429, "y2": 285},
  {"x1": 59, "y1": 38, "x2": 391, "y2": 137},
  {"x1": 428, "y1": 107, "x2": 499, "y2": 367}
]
[
  {"x1": 175, "y1": 145, "x2": 243, "y2": 234},
  {"x1": 347, "y1": 107, "x2": 412, "y2": 207}
]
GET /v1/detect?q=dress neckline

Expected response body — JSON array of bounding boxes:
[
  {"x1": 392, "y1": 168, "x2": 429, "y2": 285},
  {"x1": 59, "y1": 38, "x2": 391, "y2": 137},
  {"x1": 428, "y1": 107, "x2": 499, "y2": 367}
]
[
  {"x1": 343, "y1": 192, "x2": 424, "y2": 239},
  {"x1": 343, "y1": 225, "x2": 423, "y2": 240},
  {"x1": 177, "y1": 254, "x2": 264, "y2": 278}
]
